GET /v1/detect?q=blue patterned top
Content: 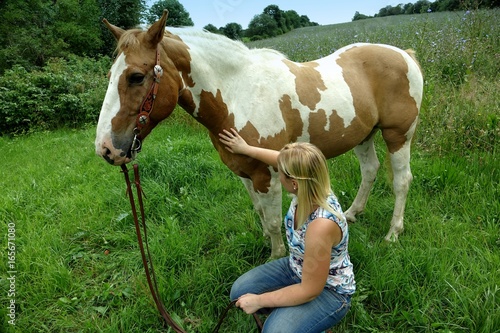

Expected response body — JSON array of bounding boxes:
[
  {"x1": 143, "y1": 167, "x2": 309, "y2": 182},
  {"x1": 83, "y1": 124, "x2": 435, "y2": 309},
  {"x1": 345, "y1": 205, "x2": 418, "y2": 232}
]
[{"x1": 284, "y1": 194, "x2": 356, "y2": 295}]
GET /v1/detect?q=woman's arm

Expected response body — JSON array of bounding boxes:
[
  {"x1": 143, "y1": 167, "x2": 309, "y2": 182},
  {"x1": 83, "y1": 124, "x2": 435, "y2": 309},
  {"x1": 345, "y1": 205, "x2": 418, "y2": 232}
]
[
  {"x1": 219, "y1": 128, "x2": 279, "y2": 168},
  {"x1": 236, "y1": 218, "x2": 342, "y2": 314}
]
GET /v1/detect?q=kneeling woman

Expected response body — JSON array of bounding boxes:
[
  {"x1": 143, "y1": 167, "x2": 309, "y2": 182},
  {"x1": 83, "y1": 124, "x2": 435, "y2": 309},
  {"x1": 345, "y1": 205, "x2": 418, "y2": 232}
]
[{"x1": 219, "y1": 129, "x2": 355, "y2": 333}]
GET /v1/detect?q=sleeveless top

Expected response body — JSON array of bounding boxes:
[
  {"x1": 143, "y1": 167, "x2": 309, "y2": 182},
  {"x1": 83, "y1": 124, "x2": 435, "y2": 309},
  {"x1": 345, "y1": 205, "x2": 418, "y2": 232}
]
[{"x1": 284, "y1": 194, "x2": 356, "y2": 295}]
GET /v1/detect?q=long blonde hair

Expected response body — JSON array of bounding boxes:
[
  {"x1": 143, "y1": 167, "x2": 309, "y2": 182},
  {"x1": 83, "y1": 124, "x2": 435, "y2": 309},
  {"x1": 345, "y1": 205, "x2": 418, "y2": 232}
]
[{"x1": 277, "y1": 142, "x2": 343, "y2": 228}]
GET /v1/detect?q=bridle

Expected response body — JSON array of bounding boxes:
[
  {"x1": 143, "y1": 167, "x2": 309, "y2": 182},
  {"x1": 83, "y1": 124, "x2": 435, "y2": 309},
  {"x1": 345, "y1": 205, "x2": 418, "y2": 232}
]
[
  {"x1": 120, "y1": 47, "x2": 263, "y2": 332},
  {"x1": 130, "y1": 47, "x2": 164, "y2": 156}
]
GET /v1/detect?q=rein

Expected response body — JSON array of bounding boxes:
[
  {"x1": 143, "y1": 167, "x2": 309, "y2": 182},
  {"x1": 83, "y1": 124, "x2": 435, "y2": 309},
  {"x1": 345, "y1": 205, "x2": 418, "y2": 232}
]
[{"x1": 121, "y1": 163, "x2": 263, "y2": 332}]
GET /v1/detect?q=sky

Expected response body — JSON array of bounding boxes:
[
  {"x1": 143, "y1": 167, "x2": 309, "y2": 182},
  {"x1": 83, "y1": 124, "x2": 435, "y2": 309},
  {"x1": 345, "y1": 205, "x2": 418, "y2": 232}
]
[{"x1": 146, "y1": 1, "x2": 401, "y2": 28}]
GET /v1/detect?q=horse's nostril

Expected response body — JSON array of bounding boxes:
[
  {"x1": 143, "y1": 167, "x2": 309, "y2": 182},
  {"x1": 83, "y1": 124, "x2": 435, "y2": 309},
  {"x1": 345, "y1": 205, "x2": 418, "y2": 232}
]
[{"x1": 105, "y1": 147, "x2": 111, "y2": 156}]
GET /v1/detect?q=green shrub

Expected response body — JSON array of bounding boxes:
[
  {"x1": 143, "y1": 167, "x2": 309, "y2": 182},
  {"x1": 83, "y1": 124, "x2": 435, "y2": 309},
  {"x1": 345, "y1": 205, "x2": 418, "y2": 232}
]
[{"x1": 0, "y1": 55, "x2": 110, "y2": 135}]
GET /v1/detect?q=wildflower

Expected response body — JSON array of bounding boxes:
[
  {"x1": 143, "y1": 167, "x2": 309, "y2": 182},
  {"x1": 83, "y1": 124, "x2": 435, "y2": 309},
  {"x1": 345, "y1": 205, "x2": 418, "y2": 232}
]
[{"x1": 427, "y1": 8, "x2": 432, "y2": 13}]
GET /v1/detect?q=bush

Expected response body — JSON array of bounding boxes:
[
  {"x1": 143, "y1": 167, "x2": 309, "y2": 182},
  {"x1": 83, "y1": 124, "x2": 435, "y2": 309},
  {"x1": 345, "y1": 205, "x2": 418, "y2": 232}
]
[{"x1": 0, "y1": 55, "x2": 110, "y2": 135}]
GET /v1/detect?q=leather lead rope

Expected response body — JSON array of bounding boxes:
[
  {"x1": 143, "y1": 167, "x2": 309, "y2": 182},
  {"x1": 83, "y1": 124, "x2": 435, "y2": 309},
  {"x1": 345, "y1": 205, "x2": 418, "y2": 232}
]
[
  {"x1": 121, "y1": 164, "x2": 263, "y2": 333},
  {"x1": 122, "y1": 164, "x2": 185, "y2": 333}
]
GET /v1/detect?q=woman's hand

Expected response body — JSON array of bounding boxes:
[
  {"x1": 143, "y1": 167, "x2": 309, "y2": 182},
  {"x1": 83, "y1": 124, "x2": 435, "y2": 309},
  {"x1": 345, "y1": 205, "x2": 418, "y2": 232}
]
[
  {"x1": 219, "y1": 128, "x2": 250, "y2": 155},
  {"x1": 219, "y1": 128, "x2": 280, "y2": 167},
  {"x1": 235, "y1": 293, "x2": 262, "y2": 314}
]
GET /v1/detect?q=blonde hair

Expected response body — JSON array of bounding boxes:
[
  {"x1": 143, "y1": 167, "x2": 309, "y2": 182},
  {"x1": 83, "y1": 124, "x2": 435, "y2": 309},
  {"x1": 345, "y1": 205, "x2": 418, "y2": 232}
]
[{"x1": 277, "y1": 142, "x2": 343, "y2": 228}]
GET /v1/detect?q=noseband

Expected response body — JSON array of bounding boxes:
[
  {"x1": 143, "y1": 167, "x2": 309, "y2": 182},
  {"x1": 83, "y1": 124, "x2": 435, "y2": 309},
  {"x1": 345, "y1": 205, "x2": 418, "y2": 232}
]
[{"x1": 130, "y1": 47, "x2": 163, "y2": 154}]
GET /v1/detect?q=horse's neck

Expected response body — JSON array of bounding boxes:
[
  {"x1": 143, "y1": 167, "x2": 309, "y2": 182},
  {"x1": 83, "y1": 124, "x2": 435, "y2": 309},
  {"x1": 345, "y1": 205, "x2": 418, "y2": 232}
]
[
  {"x1": 169, "y1": 29, "x2": 288, "y2": 133},
  {"x1": 184, "y1": 34, "x2": 250, "y2": 86},
  {"x1": 171, "y1": 31, "x2": 251, "y2": 114}
]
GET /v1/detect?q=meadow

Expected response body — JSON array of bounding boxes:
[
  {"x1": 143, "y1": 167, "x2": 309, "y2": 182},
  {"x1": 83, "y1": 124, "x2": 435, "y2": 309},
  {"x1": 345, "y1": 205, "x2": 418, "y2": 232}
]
[{"x1": 1, "y1": 9, "x2": 499, "y2": 333}]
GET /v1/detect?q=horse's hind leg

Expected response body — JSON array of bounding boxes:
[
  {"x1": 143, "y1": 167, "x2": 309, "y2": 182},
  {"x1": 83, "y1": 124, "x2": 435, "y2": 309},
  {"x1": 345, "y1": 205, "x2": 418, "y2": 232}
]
[
  {"x1": 345, "y1": 134, "x2": 380, "y2": 223},
  {"x1": 240, "y1": 175, "x2": 285, "y2": 259},
  {"x1": 382, "y1": 123, "x2": 417, "y2": 241}
]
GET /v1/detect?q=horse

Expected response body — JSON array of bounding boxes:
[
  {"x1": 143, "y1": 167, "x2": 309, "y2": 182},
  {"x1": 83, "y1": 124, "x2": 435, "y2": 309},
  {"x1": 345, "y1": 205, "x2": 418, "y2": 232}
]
[{"x1": 95, "y1": 10, "x2": 423, "y2": 258}]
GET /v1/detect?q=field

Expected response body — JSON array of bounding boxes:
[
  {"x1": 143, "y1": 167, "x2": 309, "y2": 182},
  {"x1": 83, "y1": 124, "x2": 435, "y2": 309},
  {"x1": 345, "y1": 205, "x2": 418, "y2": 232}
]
[{"x1": 1, "y1": 9, "x2": 499, "y2": 333}]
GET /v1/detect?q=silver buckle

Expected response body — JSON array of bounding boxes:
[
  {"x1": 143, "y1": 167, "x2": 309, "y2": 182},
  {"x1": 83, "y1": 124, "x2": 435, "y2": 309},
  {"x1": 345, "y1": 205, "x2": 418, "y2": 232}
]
[{"x1": 154, "y1": 65, "x2": 163, "y2": 77}]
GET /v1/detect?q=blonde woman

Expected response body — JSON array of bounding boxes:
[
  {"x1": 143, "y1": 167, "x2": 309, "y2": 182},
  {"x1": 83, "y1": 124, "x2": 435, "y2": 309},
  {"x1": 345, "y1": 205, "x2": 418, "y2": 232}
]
[{"x1": 219, "y1": 129, "x2": 355, "y2": 333}]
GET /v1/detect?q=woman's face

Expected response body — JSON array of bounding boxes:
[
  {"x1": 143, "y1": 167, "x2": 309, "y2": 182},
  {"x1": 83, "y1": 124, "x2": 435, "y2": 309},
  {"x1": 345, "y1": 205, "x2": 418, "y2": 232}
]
[{"x1": 278, "y1": 169, "x2": 298, "y2": 195}]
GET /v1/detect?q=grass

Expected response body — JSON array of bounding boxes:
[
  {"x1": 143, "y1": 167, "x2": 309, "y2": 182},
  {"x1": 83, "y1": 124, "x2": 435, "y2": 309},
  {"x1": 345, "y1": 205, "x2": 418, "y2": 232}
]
[{"x1": 1, "y1": 8, "x2": 499, "y2": 333}]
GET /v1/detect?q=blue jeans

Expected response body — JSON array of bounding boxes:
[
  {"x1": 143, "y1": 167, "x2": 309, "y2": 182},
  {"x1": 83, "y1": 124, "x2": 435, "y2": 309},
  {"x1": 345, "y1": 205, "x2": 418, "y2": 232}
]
[{"x1": 230, "y1": 257, "x2": 351, "y2": 333}]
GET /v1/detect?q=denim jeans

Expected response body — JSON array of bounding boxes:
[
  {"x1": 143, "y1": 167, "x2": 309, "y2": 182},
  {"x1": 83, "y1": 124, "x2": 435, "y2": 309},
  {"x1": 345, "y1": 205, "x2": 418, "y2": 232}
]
[{"x1": 230, "y1": 257, "x2": 351, "y2": 333}]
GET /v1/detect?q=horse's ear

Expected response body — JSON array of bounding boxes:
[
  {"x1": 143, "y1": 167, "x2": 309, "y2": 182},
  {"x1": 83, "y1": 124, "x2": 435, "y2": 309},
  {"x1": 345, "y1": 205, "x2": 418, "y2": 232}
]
[
  {"x1": 146, "y1": 9, "x2": 169, "y2": 46},
  {"x1": 103, "y1": 18, "x2": 125, "y2": 41}
]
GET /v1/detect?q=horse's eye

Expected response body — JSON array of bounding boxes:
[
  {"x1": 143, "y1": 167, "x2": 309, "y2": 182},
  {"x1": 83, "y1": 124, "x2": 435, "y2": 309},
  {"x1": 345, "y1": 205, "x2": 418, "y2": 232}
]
[{"x1": 129, "y1": 73, "x2": 145, "y2": 85}]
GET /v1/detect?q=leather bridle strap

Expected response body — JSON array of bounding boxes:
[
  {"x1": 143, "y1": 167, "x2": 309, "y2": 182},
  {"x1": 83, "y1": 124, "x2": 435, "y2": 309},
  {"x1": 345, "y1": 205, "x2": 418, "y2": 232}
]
[
  {"x1": 212, "y1": 300, "x2": 263, "y2": 333},
  {"x1": 120, "y1": 163, "x2": 263, "y2": 333},
  {"x1": 130, "y1": 48, "x2": 163, "y2": 155},
  {"x1": 136, "y1": 48, "x2": 163, "y2": 131}
]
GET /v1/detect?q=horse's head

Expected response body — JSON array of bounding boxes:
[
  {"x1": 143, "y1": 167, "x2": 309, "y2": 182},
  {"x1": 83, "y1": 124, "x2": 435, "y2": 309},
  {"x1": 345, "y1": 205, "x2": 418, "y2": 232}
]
[{"x1": 95, "y1": 10, "x2": 182, "y2": 165}]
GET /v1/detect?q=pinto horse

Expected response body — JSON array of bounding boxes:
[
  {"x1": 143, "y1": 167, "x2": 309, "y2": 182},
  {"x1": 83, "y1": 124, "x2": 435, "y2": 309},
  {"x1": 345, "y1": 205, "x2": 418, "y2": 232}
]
[{"x1": 95, "y1": 11, "x2": 423, "y2": 258}]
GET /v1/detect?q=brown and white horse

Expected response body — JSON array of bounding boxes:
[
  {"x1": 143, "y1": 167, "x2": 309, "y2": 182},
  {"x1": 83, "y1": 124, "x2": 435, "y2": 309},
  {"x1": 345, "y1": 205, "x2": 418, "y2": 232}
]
[{"x1": 95, "y1": 11, "x2": 423, "y2": 258}]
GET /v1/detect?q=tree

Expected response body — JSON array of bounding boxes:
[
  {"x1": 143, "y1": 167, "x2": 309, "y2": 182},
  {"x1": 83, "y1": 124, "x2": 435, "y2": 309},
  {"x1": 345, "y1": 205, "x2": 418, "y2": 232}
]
[
  {"x1": 146, "y1": 0, "x2": 194, "y2": 26},
  {"x1": 0, "y1": 0, "x2": 110, "y2": 73},
  {"x1": 97, "y1": 0, "x2": 145, "y2": 56},
  {"x1": 378, "y1": 5, "x2": 400, "y2": 17},
  {"x1": 403, "y1": 2, "x2": 416, "y2": 14},
  {"x1": 263, "y1": 4, "x2": 287, "y2": 33},
  {"x1": 300, "y1": 15, "x2": 317, "y2": 27},
  {"x1": 246, "y1": 13, "x2": 279, "y2": 39},
  {"x1": 414, "y1": 0, "x2": 432, "y2": 13},
  {"x1": 55, "y1": 0, "x2": 103, "y2": 56},
  {"x1": 283, "y1": 10, "x2": 301, "y2": 30},
  {"x1": 352, "y1": 11, "x2": 371, "y2": 21},
  {"x1": 434, "y1": 0, "x2": 461, "y2": 11},
  {"x1": 98, "y1": 0, "x2": 145, "y2": 29},
  {"x1": 221, "y1": 23, "x2": 242, "y2": 40},
  {"x1": 203, "y1": 24, "x2": 220, "y2": 34}
]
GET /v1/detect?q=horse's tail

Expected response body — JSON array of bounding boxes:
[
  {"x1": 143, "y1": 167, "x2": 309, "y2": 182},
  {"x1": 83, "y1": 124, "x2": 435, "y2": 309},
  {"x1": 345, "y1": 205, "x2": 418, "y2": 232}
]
[{"x1": 405, "y1": 48, "x2": 423, "y2": 76}]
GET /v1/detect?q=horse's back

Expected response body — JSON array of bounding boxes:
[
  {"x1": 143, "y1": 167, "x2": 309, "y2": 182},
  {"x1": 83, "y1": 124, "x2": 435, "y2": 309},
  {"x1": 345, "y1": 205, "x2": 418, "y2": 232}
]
[{"x1": 279, "y1": 43, "x2": 419, "y2": 158}]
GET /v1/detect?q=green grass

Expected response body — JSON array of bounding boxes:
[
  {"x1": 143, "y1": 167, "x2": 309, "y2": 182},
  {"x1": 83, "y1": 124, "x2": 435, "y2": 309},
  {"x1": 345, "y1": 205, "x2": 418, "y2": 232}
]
[{"x1": 1, "y1": 9, "x2": 499, "y2": 333}]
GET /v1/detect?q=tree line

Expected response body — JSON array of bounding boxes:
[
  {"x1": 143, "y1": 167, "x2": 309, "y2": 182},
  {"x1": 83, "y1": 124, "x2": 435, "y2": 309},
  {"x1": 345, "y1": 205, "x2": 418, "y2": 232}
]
[
  {"x1": 1, "y1": 0, "x2": 498, "y2": 74},
  {"x1": 353, "y1": 0, "x2": 498, "y2": 20},
  {"x1": 0, "y1": 0, "x2": 317, "y2": 75},
  {"x1": 202, "y1": 4, "x2": 319, "y2": 41}
]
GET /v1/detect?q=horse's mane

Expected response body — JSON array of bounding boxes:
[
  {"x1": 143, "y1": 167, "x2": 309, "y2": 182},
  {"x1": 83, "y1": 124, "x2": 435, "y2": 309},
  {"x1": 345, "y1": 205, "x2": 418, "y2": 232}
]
[
  {"x1": 114, "y1": 26, "x2": 287, "y2": 67},
  {"x1": 115, "y1": 28, "x2": 143, "y2": 53},
  {"x1": 166, "y1": 27, "x2": 287, "y2": 62}
]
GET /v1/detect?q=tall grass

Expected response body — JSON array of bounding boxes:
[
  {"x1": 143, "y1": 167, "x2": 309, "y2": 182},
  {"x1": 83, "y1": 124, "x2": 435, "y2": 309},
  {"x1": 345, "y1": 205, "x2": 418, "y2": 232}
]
[{"x1": 1, "y1": 9, "x2": 499, "y2": 333}]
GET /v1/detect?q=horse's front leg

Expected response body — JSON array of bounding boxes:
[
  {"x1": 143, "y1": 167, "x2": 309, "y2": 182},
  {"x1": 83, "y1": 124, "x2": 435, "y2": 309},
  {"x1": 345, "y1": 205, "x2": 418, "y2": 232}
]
[
  {"x1": 240, "y1": 174, "x2": 286, "y2": 259},
  {"x1": 345, "y1": 136, "x2": 380, "y2": 222}
]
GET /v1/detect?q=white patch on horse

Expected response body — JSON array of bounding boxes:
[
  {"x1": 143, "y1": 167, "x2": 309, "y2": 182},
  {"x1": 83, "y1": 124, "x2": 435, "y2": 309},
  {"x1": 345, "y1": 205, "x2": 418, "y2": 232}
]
[
  {"x1": 239, "y1": 167, "x2": 285, "y2": 258},
  {"x1": 405, "y1": 58, "x2": 424, "y2": 111},
  {"x1": 174, "y1": 29, "x2": 289, "y2": 139},
  {"x1": 95, "y1": 53, "x2": 127, "y2": 152},
  {"x1": 316, "y1": 53, "x2": 357, "y2": 129}
]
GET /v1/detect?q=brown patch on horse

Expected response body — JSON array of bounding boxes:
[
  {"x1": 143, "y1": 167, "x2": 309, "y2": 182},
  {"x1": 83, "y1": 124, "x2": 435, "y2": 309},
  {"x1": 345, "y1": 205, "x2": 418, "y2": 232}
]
[
  {"x1": 195, "y1": 89, "x2": 273, "y2": 192},
  {"x1": 336, "y1": 45, "x2": 419, "y2": 153},
  {"x1": 308, "y1": 108, "x2": 374, "y2": 158},
  {"x1": 240, "y1": 94, "x2": 303, "y2": 161},
  {"x1": 283, "y1": 60, "x2": 327, "y2": 110},
  {"x1": 223, "y1": 94, "x2": 305, "y2": 193},
  {"x1": 163, "y1": 31, "x2": 195, "y2": 90},
  {"x1": 278, "y1": 94, "x2": 303, "y2": 143}
]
